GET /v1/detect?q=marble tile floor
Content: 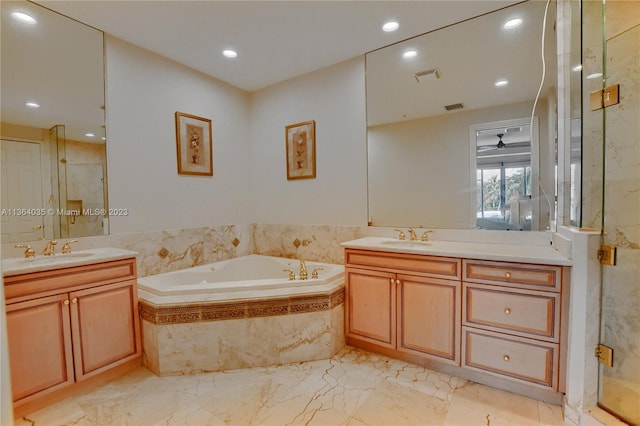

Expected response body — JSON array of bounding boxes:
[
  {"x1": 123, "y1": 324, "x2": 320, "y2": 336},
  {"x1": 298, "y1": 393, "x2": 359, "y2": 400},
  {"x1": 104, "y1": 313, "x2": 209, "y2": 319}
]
[{"x1": 16, "y1": 347, "x2": 565, "y2": 426}]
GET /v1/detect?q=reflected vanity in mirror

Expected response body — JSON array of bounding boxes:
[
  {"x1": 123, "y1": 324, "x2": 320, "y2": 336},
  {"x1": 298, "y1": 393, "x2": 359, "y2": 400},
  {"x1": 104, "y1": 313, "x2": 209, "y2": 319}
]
[
  {"x1": 366, "y1": 1, "x2": 557, "y2": 231},
  {"x1": 0, "y1": 0, "x2": 108, "y2": 243}
]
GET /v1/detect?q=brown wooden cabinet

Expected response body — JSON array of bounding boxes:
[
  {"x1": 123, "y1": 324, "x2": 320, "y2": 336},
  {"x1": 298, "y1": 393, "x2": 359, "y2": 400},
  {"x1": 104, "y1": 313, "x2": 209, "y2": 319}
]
[
  {"x1": 345, "y1": 249, "x2": 461, "y2": 365},
  {"x1": 4, "y1": 258, "x2": 141, "y2": 409},
  {"x1": 344, "y1": 248, "x2": 570, "y2": 403}
]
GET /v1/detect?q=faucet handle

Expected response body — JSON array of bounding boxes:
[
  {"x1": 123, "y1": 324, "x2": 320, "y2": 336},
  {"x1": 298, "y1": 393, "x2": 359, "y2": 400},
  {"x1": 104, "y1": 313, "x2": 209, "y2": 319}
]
[
  {"x1": 61, "y1": 240, "x2": 79, "y2": 254},
  {"x1": 282, "y1": 268, "x2": 296, "y2": 281},
  {"x1": 15, "y1": 244, "x2": 36, "y2": 258},
  {"x1": 311, "y1": 267, "x2": 324, "y2": 279},
  {"x1": 394, "y1": 229, "x2": 406, "y2": 240},
  {"x1": 421, "y1": 230, "x2": 433, "y2": 241}
]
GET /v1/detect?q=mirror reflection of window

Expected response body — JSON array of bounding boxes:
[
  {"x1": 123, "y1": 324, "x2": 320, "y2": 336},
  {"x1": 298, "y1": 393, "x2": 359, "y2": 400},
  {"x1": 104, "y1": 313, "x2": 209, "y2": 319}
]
[
  {"x1": 474, "y1": 120, "x2": 536, "y2": 231},
  {"x1": 365, "y1": 0, "x2": 557, "y2": 231}
]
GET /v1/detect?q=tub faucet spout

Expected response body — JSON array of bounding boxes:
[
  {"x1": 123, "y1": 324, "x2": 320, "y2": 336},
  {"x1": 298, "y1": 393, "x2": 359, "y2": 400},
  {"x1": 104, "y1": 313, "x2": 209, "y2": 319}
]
[{"x1": 299, "y1": 260, "x2": 308, "y2": 280}]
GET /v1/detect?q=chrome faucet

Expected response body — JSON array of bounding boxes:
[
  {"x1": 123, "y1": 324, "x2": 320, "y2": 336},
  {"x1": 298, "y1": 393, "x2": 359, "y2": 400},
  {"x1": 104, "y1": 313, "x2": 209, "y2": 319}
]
[
  {"x1": 43, "y1": 239, "x2": 57, "y2": 256},
  {"x1": 299, "y1": 259, "x2": 308, "y2": 280}
]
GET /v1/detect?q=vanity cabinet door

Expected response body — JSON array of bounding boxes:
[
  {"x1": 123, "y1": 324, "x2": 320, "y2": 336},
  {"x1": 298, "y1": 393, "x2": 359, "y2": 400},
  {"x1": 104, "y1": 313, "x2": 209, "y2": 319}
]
[
  {"x1": 345, "y1": 268, "x2": 396, "y2": 348},
  {"x1": 6, "y1": 294, "x2": 75, "y2": 404},
  {"x1": 397, "y1": 275, "x2": 460, "y2": 365},
  {"x1": 70, "y1": 280, "x2": 141, "y2": 381}
]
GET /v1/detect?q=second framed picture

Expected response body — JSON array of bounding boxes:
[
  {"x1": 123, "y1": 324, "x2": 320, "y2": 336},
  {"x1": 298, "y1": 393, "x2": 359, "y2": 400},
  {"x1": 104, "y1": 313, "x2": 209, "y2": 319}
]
[{"x1": 285, "y1": 120, "x2": 316, "y2": 180}]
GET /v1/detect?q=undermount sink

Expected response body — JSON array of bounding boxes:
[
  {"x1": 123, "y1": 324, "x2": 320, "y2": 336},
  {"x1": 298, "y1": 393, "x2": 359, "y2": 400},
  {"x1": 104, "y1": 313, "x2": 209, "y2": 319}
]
[
  {"x1": 381, "y1": 240, "x2": 431, "y2": 247},
  {"x1": 7, "y1": 252, "x2": 96, "y2": 267}
]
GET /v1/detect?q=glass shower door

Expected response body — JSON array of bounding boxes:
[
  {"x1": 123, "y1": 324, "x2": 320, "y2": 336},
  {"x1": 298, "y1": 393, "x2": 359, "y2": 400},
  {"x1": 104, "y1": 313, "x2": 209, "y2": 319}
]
[{"x1": 596, "y1": 1, "x2": 640, "y2": 424}]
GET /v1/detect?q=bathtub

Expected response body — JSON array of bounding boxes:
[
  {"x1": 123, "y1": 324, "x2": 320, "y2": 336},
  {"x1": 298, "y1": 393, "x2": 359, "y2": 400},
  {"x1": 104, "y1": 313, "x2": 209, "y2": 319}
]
[
  {"x1": 138, "y1": 254, "x2": 344, "y2": 297},
  {"x1": 138, "y1": 255, "x2": 346, "y2": 376}
]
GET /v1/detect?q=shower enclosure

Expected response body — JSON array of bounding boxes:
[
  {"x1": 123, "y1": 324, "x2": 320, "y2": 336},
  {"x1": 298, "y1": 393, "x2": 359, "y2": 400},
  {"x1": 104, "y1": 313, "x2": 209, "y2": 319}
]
[{"x1": 582, "y1": 1, "x2": 640, "y2": 424}]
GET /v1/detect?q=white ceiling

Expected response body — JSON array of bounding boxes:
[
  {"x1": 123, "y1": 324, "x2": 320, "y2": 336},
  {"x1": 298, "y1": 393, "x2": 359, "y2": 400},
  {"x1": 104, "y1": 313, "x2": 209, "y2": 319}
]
[{"x1": 35, "y1": 0, "x2": 521, "y2": 92}]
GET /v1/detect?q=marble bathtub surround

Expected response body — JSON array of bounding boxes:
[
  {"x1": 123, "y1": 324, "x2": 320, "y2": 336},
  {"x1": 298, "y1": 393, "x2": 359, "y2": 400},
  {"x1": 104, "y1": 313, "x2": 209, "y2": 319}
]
[
  {"x1": 15, "y1": 346, "x2": 565, "y2": 426},
  {"x1": 142, "y1": 303, "x2": 345, "y2": 376}
]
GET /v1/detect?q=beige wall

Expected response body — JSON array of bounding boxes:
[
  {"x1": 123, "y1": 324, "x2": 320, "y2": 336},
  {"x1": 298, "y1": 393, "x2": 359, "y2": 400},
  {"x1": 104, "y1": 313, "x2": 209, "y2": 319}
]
[
  {"x1": 104, "y1": 36, "x2": 252, "y2": 234},
  {"x1": 249, "y1": 58, "x2": 368, "y2": 226}
]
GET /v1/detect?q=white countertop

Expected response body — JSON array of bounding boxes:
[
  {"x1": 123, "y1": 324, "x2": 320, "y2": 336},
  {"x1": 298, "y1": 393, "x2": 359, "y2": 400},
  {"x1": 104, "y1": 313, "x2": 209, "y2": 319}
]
[
  {"x1": 2, "y1": 247, "x2": 138, "y2": 277},
  {"x1": 341, "y1": 237, "x2": 572, "y2": 266}
]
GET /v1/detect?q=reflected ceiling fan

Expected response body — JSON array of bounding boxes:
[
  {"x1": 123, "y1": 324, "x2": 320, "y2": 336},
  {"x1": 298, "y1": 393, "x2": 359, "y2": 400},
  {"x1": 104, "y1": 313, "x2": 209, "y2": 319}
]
[{"x1": 478, "y1": 133, "x2": 507, "y2": 151}]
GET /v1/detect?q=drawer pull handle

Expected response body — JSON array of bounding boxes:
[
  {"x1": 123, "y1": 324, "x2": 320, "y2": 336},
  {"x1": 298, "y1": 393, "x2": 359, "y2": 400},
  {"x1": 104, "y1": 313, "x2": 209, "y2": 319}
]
[
  {"x1": 504, "y1": 308, "x2": 511, "y2": 315},
  {"x1": 503, "y1": 355, "x2": 510, "y2": 362},
  {"x1": 505, "y1": 272, "x2": 512, "y2": 278},
  {"x1": 71, "y1": 298, "x2": 78, "y2": 304},
  {"x1": 63, "y1": 300, "x2": 70, "y2": 306}
]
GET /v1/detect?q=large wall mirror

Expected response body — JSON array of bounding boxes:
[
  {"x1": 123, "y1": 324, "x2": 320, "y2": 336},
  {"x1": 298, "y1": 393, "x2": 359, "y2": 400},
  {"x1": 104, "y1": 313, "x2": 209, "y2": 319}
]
[
  {"x1": 1, "y1": 0, "x2": 108, "y2": 243},
  {"x1": 366, "y1": 0, "x2": 557, "y2": 231}
]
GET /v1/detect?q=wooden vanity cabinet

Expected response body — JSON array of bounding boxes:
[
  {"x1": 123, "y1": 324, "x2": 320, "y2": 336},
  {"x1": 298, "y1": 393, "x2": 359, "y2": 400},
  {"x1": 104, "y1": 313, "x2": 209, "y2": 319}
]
[
  {"x1": 4, "y1": 258, "x2": 141, "y2": 408},
  {"x1": 345, "y1": 249, "x2": 461, "y2": 365},
  {"x1": 344, "y1": 248, "x2": 570, "y2": 402}
]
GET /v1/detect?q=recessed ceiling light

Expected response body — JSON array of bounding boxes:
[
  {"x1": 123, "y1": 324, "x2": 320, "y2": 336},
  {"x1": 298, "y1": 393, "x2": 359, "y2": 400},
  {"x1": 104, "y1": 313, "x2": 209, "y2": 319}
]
[
  {"x1": 25, "y1": 102, "x2": 40, "y2": 108},
  {"x1": 402, "y1": 49, "x2": 417, "y2": 59},
  {"x1": 222, "y1": 49, "x2": 238, "y2": 58},
  {"x1": 12, "y1": 11, "x2": 37, "y2": 24},
  {"x1": 101, "y1": 137, "x2": 106, "y2": 141},
  {"x1": 587, "y1": 72, "x2": 603, "y2": 79},
  {"x1": 382, "y1": 21, "x2": 399, "y2": 32},
  {"x1": 503, "y1": 18, "x2": 523, "y2": 29},
  {"x1": 495, "y1": 79, "x2": 509, "y2": 87},
  {"x1": 85, "y1": 133, "x2": 95, "y2": 137},
  {"x1": 572, "y1": 64, "x2": 583, "y2": 72}
]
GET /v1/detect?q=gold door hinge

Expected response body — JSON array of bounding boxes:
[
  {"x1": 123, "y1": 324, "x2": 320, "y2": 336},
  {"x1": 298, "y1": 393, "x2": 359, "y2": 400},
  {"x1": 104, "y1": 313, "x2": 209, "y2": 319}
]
[
  {"x1": 595, "y1": 344, "x2": 614, "y2": 367},
  {"x1": 597, "y1": 245, "x2": 617, "y2": 266},
  {"x1": 590, "y1": 84, "x2": 620, "y2": 111}
]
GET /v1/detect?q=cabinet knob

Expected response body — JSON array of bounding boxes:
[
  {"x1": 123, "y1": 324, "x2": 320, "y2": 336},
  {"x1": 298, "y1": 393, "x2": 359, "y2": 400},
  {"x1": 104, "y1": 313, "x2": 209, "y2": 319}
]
[
  {"x1": 504, "y1": 308, "x2": 511, "y2": 315},
  {"x1": 503, "y1": 355, "x2": 510, "y2": 361},
  {"x1": 396, "y1": 279, "x2": 401, "y2": 285},
  {"x1": 505, "y1": 272, "x2": 512, "y2": 279},
  {"x1": 390, "y1": 278, "x2": 394, "y2": 285},
  {"x1": 63, "y1": 299, "x2": 70, "y2": 306},
  {"x1": 71, "y1": 298, "x2": 78, "y2": 304}
]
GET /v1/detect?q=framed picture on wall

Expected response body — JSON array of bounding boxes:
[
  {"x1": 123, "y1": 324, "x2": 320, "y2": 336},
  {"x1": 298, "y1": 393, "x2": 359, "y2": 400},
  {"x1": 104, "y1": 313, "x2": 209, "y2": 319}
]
[
  {"x1": 175, "y1": 111, "x2": 213, "y2": 176},
  {"x1": 285, "y1": 120, "x2": 316, "y2": 180}
]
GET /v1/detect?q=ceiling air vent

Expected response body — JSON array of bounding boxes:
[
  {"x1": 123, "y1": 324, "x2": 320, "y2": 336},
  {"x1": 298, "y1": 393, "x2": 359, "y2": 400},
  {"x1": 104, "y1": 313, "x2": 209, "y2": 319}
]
[
  {"x1": 414, "y1": 68, "x2": 440, "y2": 83},
  {"x1": 444, "y1": 103, "x2": 464, "y2": 111}
]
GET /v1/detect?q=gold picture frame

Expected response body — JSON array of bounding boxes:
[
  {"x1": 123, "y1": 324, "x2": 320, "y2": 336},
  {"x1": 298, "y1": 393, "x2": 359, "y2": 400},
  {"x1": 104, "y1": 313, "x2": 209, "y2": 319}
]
[
  {"x1": 285, "y1": 120, "x2": 316, "y2": 180},
  {"x1": 175, "y1": 111, "x2": 213, "y2": 176}
]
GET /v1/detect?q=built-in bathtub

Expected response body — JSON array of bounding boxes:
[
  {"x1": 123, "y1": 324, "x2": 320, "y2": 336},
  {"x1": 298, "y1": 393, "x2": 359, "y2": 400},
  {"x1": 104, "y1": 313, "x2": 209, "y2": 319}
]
[{"x1": 138, "y1": 255, "x2": 345, "y2": 376}]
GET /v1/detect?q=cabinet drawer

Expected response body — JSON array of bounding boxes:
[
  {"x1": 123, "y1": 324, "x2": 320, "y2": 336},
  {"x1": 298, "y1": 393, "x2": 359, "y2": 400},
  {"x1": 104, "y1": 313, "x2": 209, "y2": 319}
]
[
  {"x1": 462, "y1": 327, "x2": 557, "y2": 389},
  {"x1": 463, "y1": 284, "x2": 559, "y2": 341},
  {"x1": 345, "y1": 249, "x2": 461, "y2": 279},
  {"x1": 463, "y1": 260, "x2": 561, "y2": 292},
  {"x1": 4, "y1": 258, "x2": 137, "y2": 301}
]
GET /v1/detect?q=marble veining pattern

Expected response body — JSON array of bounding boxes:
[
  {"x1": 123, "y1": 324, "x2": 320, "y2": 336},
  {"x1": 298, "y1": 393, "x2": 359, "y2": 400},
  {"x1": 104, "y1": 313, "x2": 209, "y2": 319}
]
[{"x1": 15, "y1": 347, "x2": 565, "y2": 426}]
